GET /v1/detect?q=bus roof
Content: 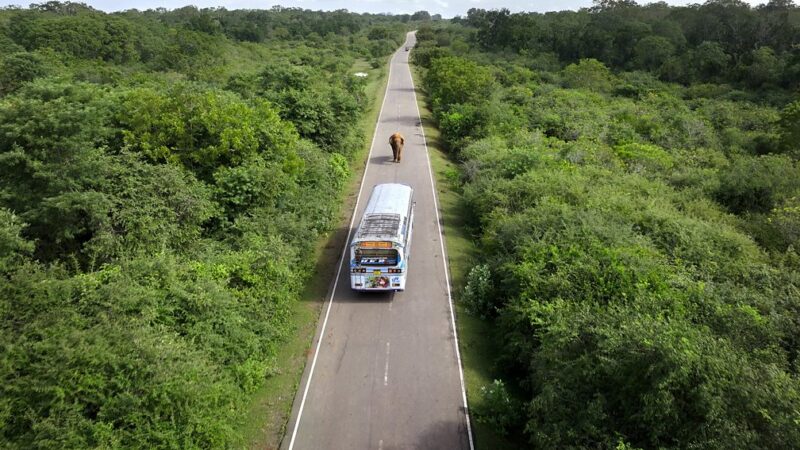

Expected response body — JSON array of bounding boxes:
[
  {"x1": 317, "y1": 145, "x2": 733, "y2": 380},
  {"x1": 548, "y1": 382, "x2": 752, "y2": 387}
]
[
  {"x1": 353, "y1": 183, "x2": 413, "y2": 243},
  {"x1": 363, "y1": 183, "x2": 412, "y2": 217}
]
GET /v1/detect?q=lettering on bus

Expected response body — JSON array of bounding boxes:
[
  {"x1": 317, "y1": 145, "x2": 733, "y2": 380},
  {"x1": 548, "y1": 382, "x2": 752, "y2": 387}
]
[{"x1": 358, "y1": 241, "x2": 393, "y2": 249}]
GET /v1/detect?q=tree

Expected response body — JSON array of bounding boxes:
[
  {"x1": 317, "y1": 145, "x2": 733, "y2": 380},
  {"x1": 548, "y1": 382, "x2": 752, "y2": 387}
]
[
  {"x1": 411, "y1": 10, "x2": 431, "y2": 21},
  {"x1": 778, "y1": 100, "x2": 800, "y2": 155},
  {"x1": 0, "y1": 209, "x2": 33, "y2": 272},
  {"x1": 691, "y1": 41, "x2": 731, "y2": 80},
  {"x1": 739, "y1": 46, "x2": 783, "y2": 87},
  {"x1": 591, "y1": 0, "x2": 640, "y2": 10},
  {"x1": 633, "y1": 35, "x2": 675, "y2": 71},
  {"x1": 562, "y1": 58, "x2": 615, "y2": 92},
  {"x1": 117, "y1": 84, "x2": 300, "y2": 178},
  {"x1": 425, "y1": 56, "x2": 495, "y2": 109},
  {"x1": 716, "y1": 154, "x2": 800, "y2": 214},
  {"x1": 0, "y1": 52, "x2": 48, "y2": 94}
]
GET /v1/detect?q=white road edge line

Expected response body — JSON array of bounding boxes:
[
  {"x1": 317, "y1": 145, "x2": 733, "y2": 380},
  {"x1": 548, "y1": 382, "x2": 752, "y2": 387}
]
[
  {"x1": 383, "y1": 342, "x2": 391, "y2": 386},
  {"x1": 408, "y1": 35, "x2": 476, "y2": 450},
  {"x1": 287, "y1": 46, "x2": 398, "y2": 450}
]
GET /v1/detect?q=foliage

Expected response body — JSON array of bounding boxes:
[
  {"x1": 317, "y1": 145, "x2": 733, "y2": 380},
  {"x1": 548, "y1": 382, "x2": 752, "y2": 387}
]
[
  {"x1": 257, "y1": 62, "x2": 366, "y2": 153},
  {"x1": 461, "y1": 264, "x2": 494, "y2": 318},
  {"x1": 459, "y1": 2, "x2": 800, "y2": 88},
  {"x1": 0, "y1": 2, "x2": 406, "y2": 447},
  {"x1": 117, "y1": 84, "x2": 301, "y2": 178},
  {"x1": 418, "y1": 12, "x2": 800, "y2": 448},
  {"x1": 425, "y1": 56, "x2": 495, "y2": 110},
  {"x1": 0, "y1": 51, "x2": 50, "y2": 94},
  {"x1": 561, "y1": 58, "x2": 615, "y2": 92},
  {"x1": 779, "y1": 100, "x2": 800, "y2": 155},
  {"x1": 474, "y1": 379, "x2": 522, "y2": 437},
  {"x1": 633, "y1": 35, "x2": 675, "y2": 71},
  {"x1": 716, "y1": 154, "x2": 800, "y2": 214},
  {"x1": 0, "y1": 209, "x2": 33, "y2": 272}
]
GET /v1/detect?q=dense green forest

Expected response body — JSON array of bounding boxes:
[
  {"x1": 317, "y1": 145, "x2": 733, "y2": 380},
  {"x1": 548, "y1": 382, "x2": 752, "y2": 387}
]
[
  {"x1": 414, "y1": 1, "x2": 800, "y2": 448},
  {"x1": 0, "y1": 2, "x2": 408, "y2": 447}
]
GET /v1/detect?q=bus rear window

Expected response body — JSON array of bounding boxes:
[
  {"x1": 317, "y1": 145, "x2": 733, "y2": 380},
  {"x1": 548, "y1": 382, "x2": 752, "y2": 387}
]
[{"x1": 355, "y1": 248, "x2": 398, "y2": 266}]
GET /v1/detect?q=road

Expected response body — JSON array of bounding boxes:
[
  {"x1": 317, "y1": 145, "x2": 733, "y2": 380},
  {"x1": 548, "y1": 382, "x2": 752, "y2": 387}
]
[{"x1": 282, "y1": 32, "x2": 473, "y2": 450}]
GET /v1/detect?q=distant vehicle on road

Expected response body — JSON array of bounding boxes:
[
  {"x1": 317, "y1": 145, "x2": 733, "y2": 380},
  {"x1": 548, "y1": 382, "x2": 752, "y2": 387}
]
[
  {"x1": 350, "y1": 183, "x2": 415, "y2": 291},
  {"x1": 405, "y1": 46, "x2": 409, "y2": 51}
]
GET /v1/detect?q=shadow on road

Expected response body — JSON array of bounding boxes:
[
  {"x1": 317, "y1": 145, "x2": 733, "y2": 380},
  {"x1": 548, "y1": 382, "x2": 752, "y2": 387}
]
[
  {"x1": 334, "y1": 290, "x2": 396, "y2": 304},
  {"x1": 416, "y1": 419, "x2": 471, "y2": 450},
  {"x1": 392, "y1": 86, "x2": 421, "y2": 94},
  {"x1": 370, "y1": 155, "x2": 397, "y2": 165},
  {"x1": 387, "y1": 115, "x2": 425, "y2": 124},
  {"x1": 377, "y1": 420, "x2": 469, "y2": 450}
]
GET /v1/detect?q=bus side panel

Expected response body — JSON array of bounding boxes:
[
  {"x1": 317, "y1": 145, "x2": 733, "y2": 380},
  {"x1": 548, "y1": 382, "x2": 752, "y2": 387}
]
[{"x1": 405, "y1": 202, "x2": 415, "y2": 260}]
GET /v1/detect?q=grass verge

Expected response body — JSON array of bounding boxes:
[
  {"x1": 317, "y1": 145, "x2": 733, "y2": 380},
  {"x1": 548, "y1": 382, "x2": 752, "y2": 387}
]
[
  {"x1": 409, "y1": 64, "x2": 522, "y2": 450},
  {"x1": 242, "y1": 57, "x2": 391, "y2": 450}
]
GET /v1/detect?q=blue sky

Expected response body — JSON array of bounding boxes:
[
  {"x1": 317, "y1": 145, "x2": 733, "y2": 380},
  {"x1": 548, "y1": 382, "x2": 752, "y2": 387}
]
[{"x1": 0, "y1": 0, "x2": 770, "y2": 20}]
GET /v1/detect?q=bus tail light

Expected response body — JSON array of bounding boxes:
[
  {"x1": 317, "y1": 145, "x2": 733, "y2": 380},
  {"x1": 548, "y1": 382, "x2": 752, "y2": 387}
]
[
  {"x1": 352, "y1": 268, "x2": 366, "y2": 273},
  {"x1": 388, "y1": 268, "x2": 403, "y2": 273}
]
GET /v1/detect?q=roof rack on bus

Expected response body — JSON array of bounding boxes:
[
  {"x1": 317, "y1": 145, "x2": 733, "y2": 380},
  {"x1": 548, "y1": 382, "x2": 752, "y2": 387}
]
[{"x1": 356, "y1": 213, "x2": 402, "y2": 239}]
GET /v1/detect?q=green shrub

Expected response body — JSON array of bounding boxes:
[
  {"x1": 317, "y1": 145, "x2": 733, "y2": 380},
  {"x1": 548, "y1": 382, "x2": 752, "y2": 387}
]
[
  {"x1": 461, "y1": 264, "x2": 494, "y2": 318},
  {"x1": 613, "y1": 143, "x2": 674, "y2": 173},
  {"x1": 0, "y1": 51, "x2": 49, "y2": 94},
  {"x1": 0, "y1": 209, "x2": 33, "y2": 272},
  {"x1": 561, "y1": 58, "x2": 614, "y2": 92},
  {"x1": 716, "y1": 154, "x2": 800, "y2": 214},
  {"x1": 474, "y1": 379, "x2": 522, "y2": 436}
]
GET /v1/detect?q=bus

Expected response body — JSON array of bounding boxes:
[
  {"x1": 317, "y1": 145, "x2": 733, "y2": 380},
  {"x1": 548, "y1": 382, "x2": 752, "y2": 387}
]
[{"x1": 350, "y1": 183, "x2": 415, "y2": 291}]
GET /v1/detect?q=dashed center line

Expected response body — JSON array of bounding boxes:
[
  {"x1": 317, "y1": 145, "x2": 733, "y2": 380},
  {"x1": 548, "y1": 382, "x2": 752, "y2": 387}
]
[
  {"x1": 383, "y1": 342, "x2": 391, "y2": 386},
  {"x1": 378, "y1": 439, "x2": 384, "y2": 450}
]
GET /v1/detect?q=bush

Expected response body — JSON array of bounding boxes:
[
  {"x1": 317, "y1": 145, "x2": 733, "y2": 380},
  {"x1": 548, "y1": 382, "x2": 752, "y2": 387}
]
[
  {"x1": 474, "y1": 379, "x2": 522, "y2": 436},
  {"x1": 0, "y1": 208, "x2": 33, "y2": 272},
  {"x1": 561, "y1": 58, "x2": 614, "y2": 92},
  {"x1": 461, "y1": 264, "x2": 494, "y2": 317},
  {"x1": 0, "y1": 52, "x2": 49, "y2": 94},
  {"x1": 438, "y1": 103, "x2": 484, "y2": 152},
  {"x1": 716, "y1": 154, "x2": 800, "y2": 214},
  {"x1": 613, "y1": 143, "x2": 674, "y2": 173},
  {"x1": 425, "y1": 56, "x2": 495, "y2": 109}
]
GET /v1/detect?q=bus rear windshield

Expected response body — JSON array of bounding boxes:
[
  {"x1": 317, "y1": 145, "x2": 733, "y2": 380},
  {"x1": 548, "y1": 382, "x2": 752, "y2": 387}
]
[{"x1": 355, "y1": 249, "x2": 399, "y2": 266}]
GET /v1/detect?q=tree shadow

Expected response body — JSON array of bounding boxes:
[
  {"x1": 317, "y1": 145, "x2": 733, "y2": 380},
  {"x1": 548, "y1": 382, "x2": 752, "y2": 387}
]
[
  {"x1": 393, "y1": 86, "x2": 422, "y2": 94},
  {"x1": 380, "y1": 419, "x2": 471, "y2": 450},
  {"x1": 388, "y1": 115, "x2": 425, "y2": 125},
  {"x1": 300, "y1": 224, "x2": 352, "y2": 305}
]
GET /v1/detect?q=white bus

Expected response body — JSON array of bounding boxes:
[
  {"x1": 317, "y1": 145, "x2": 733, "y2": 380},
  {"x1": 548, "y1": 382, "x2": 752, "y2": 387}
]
[{"x1": 350, "y1": 183, "x2": 415, "y2": 291}]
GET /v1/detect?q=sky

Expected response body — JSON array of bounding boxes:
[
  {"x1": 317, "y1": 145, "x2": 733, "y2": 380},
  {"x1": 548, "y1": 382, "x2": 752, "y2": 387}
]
[{"x1": 0, "y1": 0, "x2": 770, "y2": 20}]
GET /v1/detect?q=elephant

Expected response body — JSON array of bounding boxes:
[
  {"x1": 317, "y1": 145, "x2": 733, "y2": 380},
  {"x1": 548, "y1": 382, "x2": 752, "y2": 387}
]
[{"x1": 389, "y1": 132, "x2": 404, "y2": 162}]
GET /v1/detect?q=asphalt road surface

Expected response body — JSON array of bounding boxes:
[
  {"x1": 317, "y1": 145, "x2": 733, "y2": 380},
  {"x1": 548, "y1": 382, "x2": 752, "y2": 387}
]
[{"x1": 282, "y1": 32, "x2": 474, "y2": 450}]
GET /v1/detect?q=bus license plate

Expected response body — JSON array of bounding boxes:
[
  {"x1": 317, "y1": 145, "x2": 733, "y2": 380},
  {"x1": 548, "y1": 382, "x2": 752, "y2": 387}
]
[{"x1": 373, "y1": 270, "x2": 381, "y2": 276}]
